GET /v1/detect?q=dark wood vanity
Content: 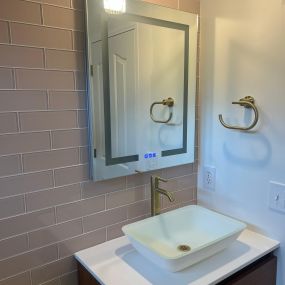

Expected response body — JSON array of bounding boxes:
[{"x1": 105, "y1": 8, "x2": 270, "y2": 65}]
[
  {"x1": 218, "y1": 253, "x2": 277, "y2": 285},
  {"x1": 78, "y1": 253, "x2": 277, "y2": 285}
]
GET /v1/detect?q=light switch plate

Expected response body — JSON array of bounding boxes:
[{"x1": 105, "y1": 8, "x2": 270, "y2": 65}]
[{"x1": 269, "y1": 181, "x2": 285, "y2": 213}]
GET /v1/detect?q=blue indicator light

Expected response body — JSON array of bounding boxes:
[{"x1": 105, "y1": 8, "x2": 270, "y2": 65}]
[{"x1": 144, "y1": 152, "x2": 157, "y2": 159}]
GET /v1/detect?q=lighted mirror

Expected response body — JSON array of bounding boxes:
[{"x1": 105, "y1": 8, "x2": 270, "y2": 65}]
[{"x1": 85, "y1": 0, "x2": 198, "y2": 181}]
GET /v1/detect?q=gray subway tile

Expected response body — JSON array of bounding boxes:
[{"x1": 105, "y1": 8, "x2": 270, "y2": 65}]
[
  {"x1": 54, "y1": 164, "x2": 89, "y2": 186},
  {"x1": 0, "y1": 208, "x2": 55, "y2": 240},
  {"x1": 81, "y1": 176, "x2": 126, "y2": 198},
  {"x1": 0, "y1": 0, "x2": 42, "y2": 24},
  {"x1": 11, "y1": 23, "x2": 73, "y2": 50},
  {"x1": 0, "y1": 90, "x2": 47, "y2": 112},
  {"x1": 31, "y1": 256, "x2": 77, "y2": 285},
  {"x1": 106, "y1": 186, "x2": 145, "y2": 209},
  {"x1": 0, "y1": 170, "x2": 53, "y2": 198},
  {"x1": 0, "y1": 132, "x2": 50, "y2": 156},
  {"x1": 23, "y1": 148, "x2": 79, "y2": 172},
  {"x1": 48, "y1": 91, "x2": 86, "y2": 110},
  {"x1": 0, "y1": 155, "x2": 22, "y2": 177},
  {"x1": 58, "y1": 228, "x2": 106, "y2": 258},
  {"x1": 60, "y1": 271, "x2": 78, "y2": 285},
  {"x1": 15, "y1": 69, "x2": 74, "y2": 90},
  {"x1": 26, "y1": 184, "x2": 81, "y2": 212},
  {"x1": 29, "y1": 219, "x2": 83, "y2": 249},
  {"x1": 107, "y1": 215, "x2": 148, "y2": 241},
  {"x1": 0, "y1": 245, "x2": 58, "y2": 280},
  {"x1": 0, "y1": 234, "x2": 28, "y2": 260},
  {"x1": 42, "y1": 5, "x2": 84, "y2": 31},
  {"x1": 0, "y1": 195, "x2": 25, "y2": 219},
  {"x1": 83, "y1": 207, "x2": 127, "y2": 233},
  {"x1": 127, "y1": 200, "x2": 151, "y2": 219},
  {"x1": 0, "y1": 272, "x2": 31, "y2": 285},
  {"x1": 0, "y1": 21, "x2": 10, "y2": 43},
  {"x1": 19, "y1": 111, "x2": 77, "y2": 132},
  {"x1": 162, "y1": 163, "x2": 194, "y2": 179},
  {"x1": 0, "y1": 44, "x2": 44, "y2": 68},
  {"x1": 0, "y1": 68, "x2": 14, "y2": 89},
  {"x1": 51, "y1": 129, "x2": 88, "y2": 149},
  {"x1": 0, "y1": 113, "x2": 18, "y2": 134},
  {"x1": 56, "y1": 195, "x2": 105, "y2": 223}
]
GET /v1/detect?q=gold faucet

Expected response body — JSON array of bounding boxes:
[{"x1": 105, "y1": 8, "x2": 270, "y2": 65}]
[{"x1": 151, "y1": 175, "x2": 175, "y2": 216}]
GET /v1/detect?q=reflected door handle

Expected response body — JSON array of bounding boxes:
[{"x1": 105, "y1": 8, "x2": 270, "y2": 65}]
[{"x1": 150, "y1": 97, "x2": 174, "y2": 123}]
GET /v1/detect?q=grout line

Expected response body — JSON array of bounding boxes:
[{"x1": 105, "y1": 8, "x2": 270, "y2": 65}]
[
  {"x1": 0, "y1": 162, "x2": 88, "y2": 180},
  {"x1": 0, "y1": 42, "x2": 85, "y2": 53},
  {"x1": 23, "y1": 193, "x2": 27, "y2": 213},
  {"x1": 7, "y1": 21, "x2": 12, "y2": 44},
  {"x1": 16, "y1": 111, "x2": 21, "y2": 133},
  {"x1": 0, "y1": 108, "x2": 87, "y2": 115},
  {"x1": 43, "y1": 47, "x2": 47, "y2": 69},
  {"x1": 12, "y1": 68, "x2": 16, "y2": 89},
  {"x1": 52, "y1": 169, "x2": 56, "y2": 187},
  {"x1": 0, "y1": 126, "x2": 87, "y2": 137},
  {"x1": 0, "y1": 65, "x2": 85, "y2": 72},
  {"x1": 40, "y1": 3, "x2": 44, "y2": 25},
  {"x1": 29, "y1": 270, "x2": 32, "y2": 285},
  {"x1": 27, "y1": 232, "x2": 30, "y2": 249},
  {"x1": 46, "y1": 90, "x2": 50, "y2": 109},
  {"x1": 7, "y1": 18, "x2": 85, "y2": 33},
  {"x1": 24, "y1": 0, "x2": 84, "y2": 11},
  {"x1": 20, "y1": 153, "x2": 24, "y2": 173},
  {"x1": 76, "y1": 110, "x2": 80, "y2": 128}
]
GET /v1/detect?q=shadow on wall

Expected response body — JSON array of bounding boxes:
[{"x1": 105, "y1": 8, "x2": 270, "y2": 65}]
[{"x1": 222, "y1": 132, "x2": 271, "y2": 168}]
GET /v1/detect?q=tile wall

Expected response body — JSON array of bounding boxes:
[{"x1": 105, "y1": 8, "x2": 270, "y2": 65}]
[{"x1": 0, "y1": 0, "x2": 199, "y2": 284}]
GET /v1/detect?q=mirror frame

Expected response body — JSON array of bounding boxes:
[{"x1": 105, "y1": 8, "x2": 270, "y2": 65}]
[{"x1": 85, "y1": 0, "x2": 198, "y2": 180}]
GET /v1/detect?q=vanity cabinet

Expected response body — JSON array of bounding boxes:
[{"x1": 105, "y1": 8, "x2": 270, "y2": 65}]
[
  {"x1": 218, "y1": 254, "x2": 277, "y2": 285},
  {"x1": 77, "y1": 253, "x2": 277, "y2": 285}
]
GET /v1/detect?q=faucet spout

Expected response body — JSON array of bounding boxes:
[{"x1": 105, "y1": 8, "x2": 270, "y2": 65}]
[
  {"x1": 150, "y1": 175, "x2": 175, "y2": 216},
  {"x1": 156, "y1": 188, "x2": 175, "y2": 202}
]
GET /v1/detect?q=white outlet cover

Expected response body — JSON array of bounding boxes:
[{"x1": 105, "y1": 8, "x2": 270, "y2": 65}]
[{"x1": 203, "y1": 166, "x2": 216, "y2": 191}]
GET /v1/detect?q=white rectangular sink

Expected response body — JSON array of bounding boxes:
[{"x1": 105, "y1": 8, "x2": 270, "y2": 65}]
[{"x1": 122, "y1": 205, "x2": 246, "y2": 272}]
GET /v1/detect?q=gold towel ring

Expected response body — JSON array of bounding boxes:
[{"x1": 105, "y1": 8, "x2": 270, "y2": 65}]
[
  {"x1": 219, "y1": 96, "x2": 259, "y2": 131},
  {"x1": 150, "y1": 97, "x2": 174, "y2": 124}
]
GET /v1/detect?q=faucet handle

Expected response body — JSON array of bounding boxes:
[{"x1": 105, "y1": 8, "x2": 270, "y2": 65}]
[{"x1": 157, "y1": 176, "x2": 168, "y2": 183}]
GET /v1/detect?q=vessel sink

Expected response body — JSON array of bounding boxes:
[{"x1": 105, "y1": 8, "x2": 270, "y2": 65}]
[{"x1": 122, "y1": 205, "x2": 246, "y2": 272}]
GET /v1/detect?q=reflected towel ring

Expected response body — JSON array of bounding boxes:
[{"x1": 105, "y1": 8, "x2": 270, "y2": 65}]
[
  {"x1": 150, "y1": 97, "x2": 174, "y2": 124},
  {"x1": 219, "y1": 96, "x2": 259, "y2": 131}
]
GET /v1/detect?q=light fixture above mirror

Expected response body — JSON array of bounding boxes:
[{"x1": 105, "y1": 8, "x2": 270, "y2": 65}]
[{"x1": 104, "y1": 0, "x2": 126, "y2": 14}]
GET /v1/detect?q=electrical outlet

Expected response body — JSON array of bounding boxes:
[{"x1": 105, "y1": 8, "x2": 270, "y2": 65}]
[
  {"x1": 269, "y1": 181, "x2": 285, "y2": 213},
  {"x1": 203, "y1": 166, "x2": 216, "y2": 190}
]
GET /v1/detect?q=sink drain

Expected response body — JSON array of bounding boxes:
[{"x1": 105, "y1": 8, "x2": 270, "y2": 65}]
[{"x1": 177, "y1": 245, "x2": 191, "y2": 252}]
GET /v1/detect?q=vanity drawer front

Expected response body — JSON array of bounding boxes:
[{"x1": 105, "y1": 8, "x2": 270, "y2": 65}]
[{"x1": 218, "y1": 254, "x2": 277, "y2": 285}]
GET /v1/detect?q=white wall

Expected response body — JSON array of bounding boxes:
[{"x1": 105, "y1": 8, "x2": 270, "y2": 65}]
[{"x1": 199, "y1": 0, "x2": 285, "y2": 284}]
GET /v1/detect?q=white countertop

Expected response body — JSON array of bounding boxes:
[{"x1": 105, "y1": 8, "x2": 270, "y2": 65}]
[{"x1": 75, "y1": 229, "x2": 279, "y2": 285}]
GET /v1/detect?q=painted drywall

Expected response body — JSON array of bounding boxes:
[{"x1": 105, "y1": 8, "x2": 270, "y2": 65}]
[
  {"x1": 0, "y1": 0, "x2": 199, "y2": 284},
  {"x1": 199, "y1": 0, "x2": 285, "y2": 284}
]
